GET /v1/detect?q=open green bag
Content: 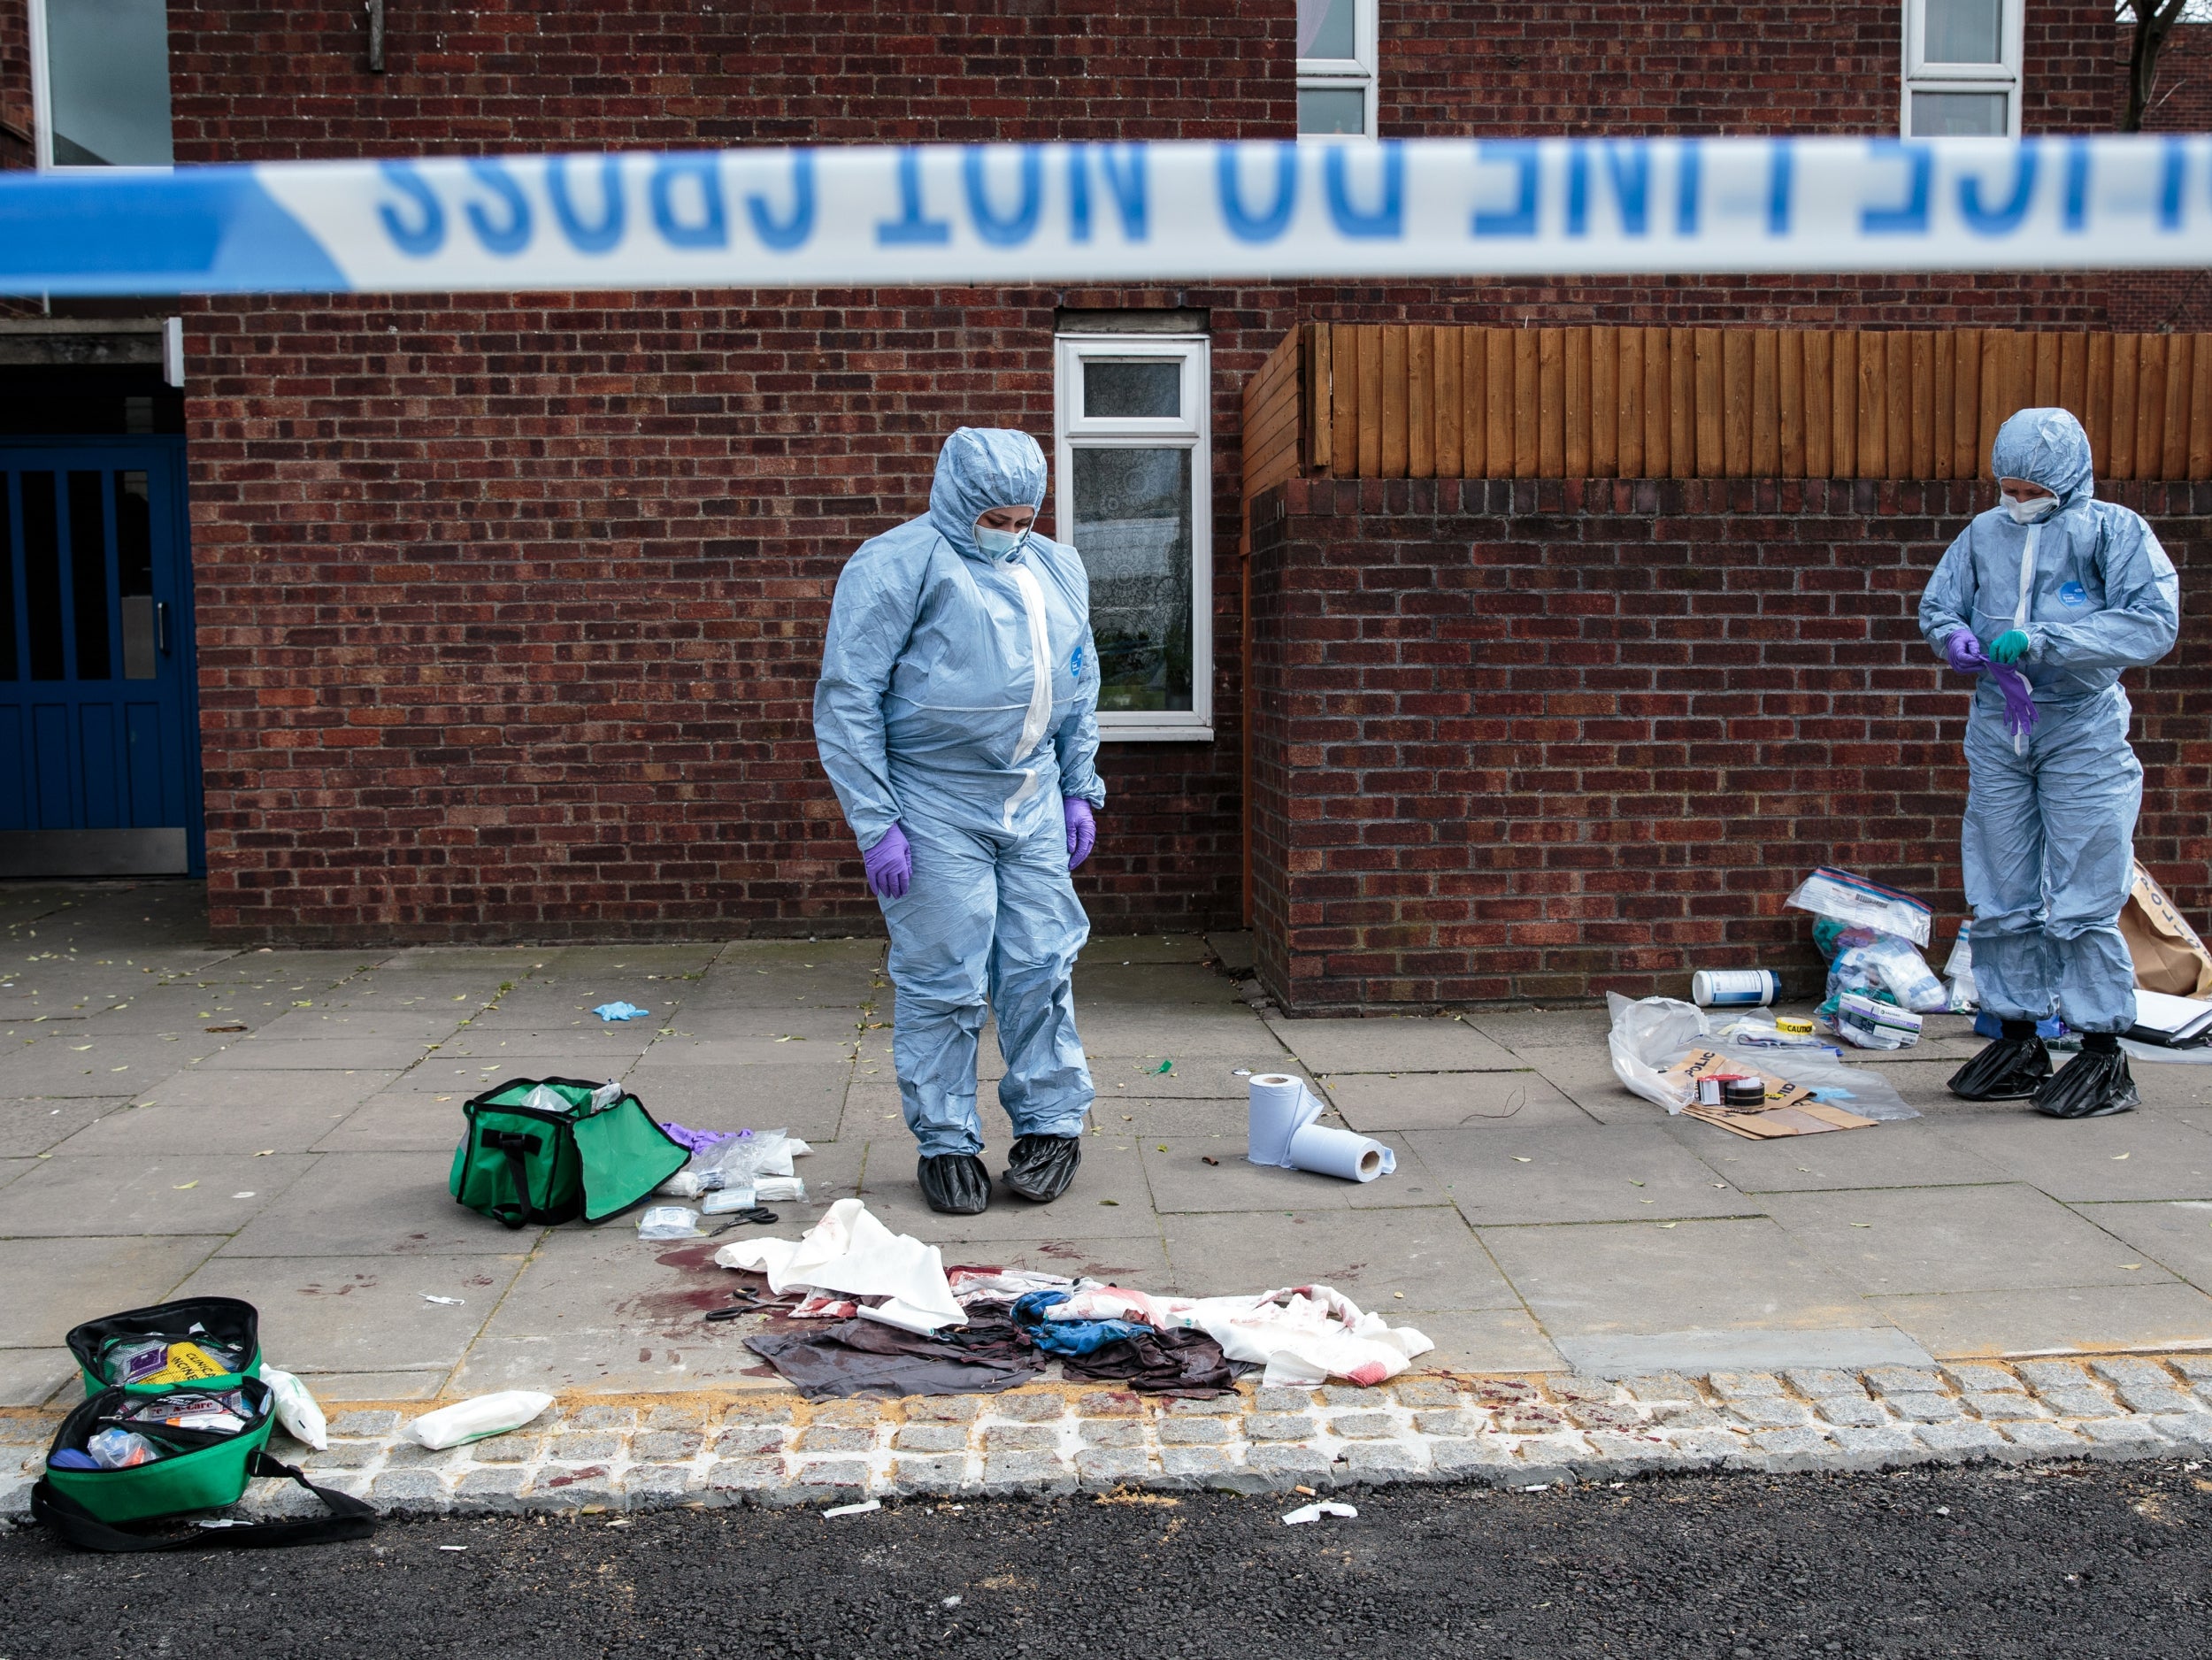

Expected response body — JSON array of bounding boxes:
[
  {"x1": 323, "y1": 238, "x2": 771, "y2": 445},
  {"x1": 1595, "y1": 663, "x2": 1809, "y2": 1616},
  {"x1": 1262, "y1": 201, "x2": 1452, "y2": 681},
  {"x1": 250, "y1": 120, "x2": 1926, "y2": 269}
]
[
  {"x1": 33, "y1": 1378, "x2": 373, "y2": 1552},
  {"x1": 67, "y1": 1296, "x2": 263, "y2": 1398},
  {"x1": 449, "y1": 1075, "x2": 687, "y2": 1229}
]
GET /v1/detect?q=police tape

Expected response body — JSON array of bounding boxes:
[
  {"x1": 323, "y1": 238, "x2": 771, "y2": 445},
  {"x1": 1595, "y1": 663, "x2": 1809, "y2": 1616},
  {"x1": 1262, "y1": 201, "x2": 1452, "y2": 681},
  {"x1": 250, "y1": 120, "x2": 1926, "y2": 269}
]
[{"x1": 4, "y1": 134, "x2": 2208, "y2": 297}]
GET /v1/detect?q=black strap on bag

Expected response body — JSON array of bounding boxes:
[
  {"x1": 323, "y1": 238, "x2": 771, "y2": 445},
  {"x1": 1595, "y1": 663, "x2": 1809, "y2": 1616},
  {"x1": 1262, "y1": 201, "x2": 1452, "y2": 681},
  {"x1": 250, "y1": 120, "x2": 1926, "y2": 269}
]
[
  {"x1": 29, "y1": 1452, "x2": 377, "y2": 1553},
  {"x1": 480, "y1": 1128, "x2": 542, "y2": 1230}
]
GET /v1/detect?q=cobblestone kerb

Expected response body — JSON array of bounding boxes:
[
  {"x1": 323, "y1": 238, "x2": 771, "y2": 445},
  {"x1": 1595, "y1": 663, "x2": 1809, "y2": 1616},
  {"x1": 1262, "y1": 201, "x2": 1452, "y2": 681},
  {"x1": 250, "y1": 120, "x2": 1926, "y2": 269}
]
[{"x1": 10, "y1": 1356, "x2": 2212, "y2": 1520}]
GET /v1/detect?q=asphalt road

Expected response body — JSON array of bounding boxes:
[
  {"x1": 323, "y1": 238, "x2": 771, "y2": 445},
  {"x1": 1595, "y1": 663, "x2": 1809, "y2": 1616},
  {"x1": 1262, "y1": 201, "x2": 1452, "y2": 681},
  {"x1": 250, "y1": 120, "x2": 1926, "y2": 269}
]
[{"x1": 4, "y1": 1461, "x2": 2209, "y2": 1658}]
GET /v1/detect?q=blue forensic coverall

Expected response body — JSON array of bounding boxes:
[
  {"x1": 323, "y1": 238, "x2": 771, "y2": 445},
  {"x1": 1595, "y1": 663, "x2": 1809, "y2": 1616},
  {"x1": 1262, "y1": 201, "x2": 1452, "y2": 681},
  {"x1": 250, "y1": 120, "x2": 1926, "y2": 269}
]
[
  {"x1": 813, "y1": 428, "x2": 1106, "y2": 1157},
  {"x1": 1918, "y1": 408, "x2": 2181, "y2": 1034}
]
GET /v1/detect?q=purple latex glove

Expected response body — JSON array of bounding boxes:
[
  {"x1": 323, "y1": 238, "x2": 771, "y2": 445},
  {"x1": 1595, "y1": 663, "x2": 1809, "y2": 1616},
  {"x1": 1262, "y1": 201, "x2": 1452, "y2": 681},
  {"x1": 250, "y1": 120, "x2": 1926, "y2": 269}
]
[
  {"x1": 1993, "y1": 665, "x2": 2038, "y2": 742},
  {"x1": 1942, "y1": 628, "x2": 1989, "y2": 674},
  {"x1": 1064, "y1": 797, "x2": 1096, "y2": 870},
  {"x1": 862, "y1": 825, "x2": 912, "y2": 899}
]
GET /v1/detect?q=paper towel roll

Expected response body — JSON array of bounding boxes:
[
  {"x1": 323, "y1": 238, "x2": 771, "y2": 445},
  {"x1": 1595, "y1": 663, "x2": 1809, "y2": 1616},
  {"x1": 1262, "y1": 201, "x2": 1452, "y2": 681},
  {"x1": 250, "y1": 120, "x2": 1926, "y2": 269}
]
[
  {"x1": 1248, "y1": 1074, "x2": 1320, "y2": 1167},
  {"x1": 1286, "y1": 1121, "x2": 1397, "y2": 1183}
]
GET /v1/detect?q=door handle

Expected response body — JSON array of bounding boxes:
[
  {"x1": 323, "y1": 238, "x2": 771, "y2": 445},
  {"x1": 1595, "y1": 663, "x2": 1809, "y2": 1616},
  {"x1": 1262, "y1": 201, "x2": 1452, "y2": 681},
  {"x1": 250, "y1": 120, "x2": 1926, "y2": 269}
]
[{"x1": 157, "y1": 601, "x2": 170, "y2": 655}]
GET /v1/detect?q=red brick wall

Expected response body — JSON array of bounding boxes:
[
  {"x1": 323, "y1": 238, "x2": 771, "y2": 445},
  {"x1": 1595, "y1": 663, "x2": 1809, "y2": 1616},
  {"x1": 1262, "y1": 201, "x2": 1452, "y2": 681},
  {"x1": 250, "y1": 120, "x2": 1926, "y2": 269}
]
[
  {"x1": 1246, "y1": 476, "x2": 2212, "y2": 1013},
  {"x1": 144, "y1": 0, "x2": 2193, "y2": 942}
]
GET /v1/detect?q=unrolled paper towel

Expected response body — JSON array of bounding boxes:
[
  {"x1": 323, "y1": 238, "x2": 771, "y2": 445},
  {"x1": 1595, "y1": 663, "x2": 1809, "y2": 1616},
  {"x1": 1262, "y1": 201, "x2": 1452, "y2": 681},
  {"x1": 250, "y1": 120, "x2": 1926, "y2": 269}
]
[{"x1": 1247, "y1": 1076, "x2": 1394, "y2": 1183}]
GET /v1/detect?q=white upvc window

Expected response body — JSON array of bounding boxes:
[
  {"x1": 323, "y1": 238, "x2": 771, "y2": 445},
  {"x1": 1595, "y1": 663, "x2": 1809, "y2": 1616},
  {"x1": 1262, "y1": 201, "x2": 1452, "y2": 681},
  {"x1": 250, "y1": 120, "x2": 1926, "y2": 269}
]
[
  {"x1": 1296, "y1": 0, "x2": 1377, "y2": 139},
  {"x1": 1901, "y1": 0, "x2": 2024, "y2": 137},
  {"x1": 27, "y1": 0, "x2": 175, "y2": 171},
  {"x1": 1052, "y1": 334, "x2": 1213, "y2": 743}
]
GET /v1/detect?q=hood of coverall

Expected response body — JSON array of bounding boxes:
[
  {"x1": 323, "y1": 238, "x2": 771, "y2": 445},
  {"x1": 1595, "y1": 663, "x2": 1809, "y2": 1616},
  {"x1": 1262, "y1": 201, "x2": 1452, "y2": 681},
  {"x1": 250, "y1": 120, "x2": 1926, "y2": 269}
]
[
  {"x1": 927, "y1": 427, "x2": 1049, "y2": 561},
  {"x1": 1990, "y1": 406, "x2": 2096, "y2": 513}
]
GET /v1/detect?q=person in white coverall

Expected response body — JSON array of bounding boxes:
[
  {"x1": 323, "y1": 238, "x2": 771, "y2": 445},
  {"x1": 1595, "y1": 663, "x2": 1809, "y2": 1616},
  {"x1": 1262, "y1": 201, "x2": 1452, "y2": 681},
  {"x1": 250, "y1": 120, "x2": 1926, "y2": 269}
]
[{"x1": 813, "y1": 427, "x2": 1105, "y2": 1214}]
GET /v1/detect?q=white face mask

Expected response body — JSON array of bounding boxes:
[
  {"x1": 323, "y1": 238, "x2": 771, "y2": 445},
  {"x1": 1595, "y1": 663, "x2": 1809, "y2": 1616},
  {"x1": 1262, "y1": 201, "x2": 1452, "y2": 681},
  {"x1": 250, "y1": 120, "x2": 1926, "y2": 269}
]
[
  {"x1": 2001, "y1": 492, "x2": 2058, "y2": 526},
  {"x1": 973, "y1": 524, "x2": 1030, "y2": 560}
]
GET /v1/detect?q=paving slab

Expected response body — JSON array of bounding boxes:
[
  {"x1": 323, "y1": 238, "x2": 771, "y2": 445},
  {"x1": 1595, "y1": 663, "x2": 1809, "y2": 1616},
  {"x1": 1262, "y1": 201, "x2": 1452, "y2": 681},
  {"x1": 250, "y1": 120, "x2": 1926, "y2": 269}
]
[
  {"x1": 252, "y1": 1009, "x2": 472, "y2": 1044},
  {"x1": 218, "y1": 1150, "x2": 521, "y2": 1257},
  {"x1": 1671, "y1": 1116, "x2": 2013, "y2": 1195},
  {"x1": 1934, "y1": 1111, "x2": 2212, "y2": 1203},
  {"x1": 0, "y1": 1150, "x2": 317, "y2": 1235},
  {"x1": 449, "y1": 1227, "x2": 791, "y2": 1395},
  {"x1": 53, "y1": 1096, "x2": 357, "y2": 1156},
  {"x1": 1509, "y1": 1047, "x2": 1657, "y2": 1123},
  {"x1": 168, "y1": 1250, "x2": 526, "y2": 1376},
  {"x1": 1409, "y1": 1124, "x2": 1763, "y2": 1226},
  {"x1": 1265, "y1": 1014, "x2": 1524, "y2": 1074},
  {"x1": 315, "y1": 1089, "x2": 476, "y2": 1153},
  {"x1": 8, "y1": 1031, "x2": 234, "y2": 1094},
  {"x1": 1163, "y1": 1206, "x2": 1520, "y2": 1310},
  {"x1": 0, "y1": 1095, "x2": 120, "y2": 1156},
  {"x1": 2060, "y1": 1201, "x2": 2212, "y2": 1293},
  {"x1": 0, "y1": 1233, "x2": 223, "y2": 1348},
  {"x1": 1083, "y1": 1094, "x2": 1256, "y2": 1138},
  {"x1": 1322, "y1": 1071, "x2": 1594, "y2": 1133},
  {"x1": 200, "y1": 1036, "x2": 443, "y2": 1072},
  {"x1": 1761, "y1": 1184, "x2": 2179, "y2": 1295},
  {"x1": 622, "y1": 1064, "x2": 853, "y2": 1143},
  {"x1": 1478, "y1": 1217, "x2": 1885, "y2": 1349},
  {"x1": 127, "y1": 1071, "x2": 403, "y2": 1111},
  {"x1": 1870, "y1": 1281, "x2": 2212, "y2": 1360},
  {"x1": 0, "y1": 1348, "x2": 73, "y2": 1407}
]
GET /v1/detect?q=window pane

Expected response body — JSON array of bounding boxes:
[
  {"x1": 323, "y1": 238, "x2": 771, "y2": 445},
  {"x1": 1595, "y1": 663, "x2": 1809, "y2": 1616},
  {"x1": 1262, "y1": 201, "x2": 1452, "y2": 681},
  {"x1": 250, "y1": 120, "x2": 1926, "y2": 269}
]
[
  {"x1": 45, "y1": 0, "x2": 174, "y2": 166},
  {"x1": 1084, "y1": 360, "x2": 1181, "y2": 420},
  {"x1": 1071, "y1": 447, "x2": 1194, "y2": 714},
  {"x1": 1298, "y1": 86, "x2": 1368, "y2": 136},
  {"x1": 1298, "y1": 0, "x2": 1357, "y2": 60},
  {"x1": 1923, "y1": 0, "x2": 2003, "y2": 64},
  {"x1": 1909, "y1": 90, "x2": 2008, "y2": 136},
  {"x1": 68, "y1": 471, "x2": 111, "y2": 680},
  {"x1": 117, "y1": 471, "x2": 154, "y2": 680},
  {"x1": 20, "y1": 473, "x2": 64, "y2": 681}
]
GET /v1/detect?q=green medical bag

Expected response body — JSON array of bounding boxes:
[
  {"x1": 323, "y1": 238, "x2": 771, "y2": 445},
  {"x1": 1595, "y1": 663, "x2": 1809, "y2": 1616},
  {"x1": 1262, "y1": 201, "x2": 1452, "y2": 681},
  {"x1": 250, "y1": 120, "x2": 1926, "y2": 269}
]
[{"x1": 449, "y1": 1075, "x2": 687, "y2": 1229}]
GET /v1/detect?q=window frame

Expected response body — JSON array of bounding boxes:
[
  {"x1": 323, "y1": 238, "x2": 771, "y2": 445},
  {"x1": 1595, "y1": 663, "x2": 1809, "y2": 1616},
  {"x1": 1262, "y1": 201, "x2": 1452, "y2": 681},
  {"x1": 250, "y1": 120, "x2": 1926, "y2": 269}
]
[
  {"x1": 1051, "y1": 333, "x2": 1214, "y2": 745},
  {"x1": 1901, "y1": 0, "x2": 2024, "y2": 138},
  {"x1": 27, "y1": 0, "x2": 177, "y2": 173},
  {"x1": 1296, "y1": 0, "x2": 1379, "y2": 141}
]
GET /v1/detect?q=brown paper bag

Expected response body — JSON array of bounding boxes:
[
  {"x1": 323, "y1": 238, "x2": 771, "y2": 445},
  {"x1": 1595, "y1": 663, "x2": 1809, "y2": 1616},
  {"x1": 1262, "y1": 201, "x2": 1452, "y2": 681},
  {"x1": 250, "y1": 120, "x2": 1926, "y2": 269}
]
[{"x1": 2120, "y1": 861, "x2": 2212, "y2": 999}]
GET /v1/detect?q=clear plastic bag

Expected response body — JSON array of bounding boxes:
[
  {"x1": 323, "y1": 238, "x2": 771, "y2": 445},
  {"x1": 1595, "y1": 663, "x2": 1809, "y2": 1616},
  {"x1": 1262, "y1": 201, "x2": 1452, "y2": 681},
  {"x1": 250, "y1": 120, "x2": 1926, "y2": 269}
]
[
  {"x1": 636, "y1": 1205, "x2": 704, "y2": 1240},
  {"x1": 1607, "y1": 992, "x2": 1917, "y2": 1120},
  {"x1": 1786, "y1": 867, "x2": 1934, "y2": 949}
]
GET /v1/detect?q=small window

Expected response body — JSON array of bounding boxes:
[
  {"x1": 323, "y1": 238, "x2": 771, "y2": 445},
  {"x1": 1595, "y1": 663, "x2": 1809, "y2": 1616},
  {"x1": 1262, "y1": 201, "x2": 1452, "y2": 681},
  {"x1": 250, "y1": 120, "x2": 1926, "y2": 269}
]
[
  {"x1": 1297, "y1": 0, "x2": 1377, "y2": 140},
  {"x1": 1053, "y1": 335, "x2": 1213, "y2": 742},
  {"x1": 29, "y1": 0, "x2": 175, "y2": 170},
  {"x1": 1901, "y1": 0, "x2": 2021, "y2": 138}
]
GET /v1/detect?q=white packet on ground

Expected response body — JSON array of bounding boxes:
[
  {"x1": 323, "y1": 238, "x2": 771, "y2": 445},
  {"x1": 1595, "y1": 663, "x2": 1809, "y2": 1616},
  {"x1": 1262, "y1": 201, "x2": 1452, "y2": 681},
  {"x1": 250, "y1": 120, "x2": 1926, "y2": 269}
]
[
  {"x1": 257, "y1": 1364, "x2": 328, "y2": 1451},
  {"x1": 403, "y1": 1391, "x2": 554, "y2": 1450}
]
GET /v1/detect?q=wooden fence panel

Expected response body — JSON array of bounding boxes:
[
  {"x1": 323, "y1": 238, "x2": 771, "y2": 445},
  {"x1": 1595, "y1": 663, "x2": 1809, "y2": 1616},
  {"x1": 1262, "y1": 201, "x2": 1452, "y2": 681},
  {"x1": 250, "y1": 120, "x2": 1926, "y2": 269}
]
[
  {"x1": 1590, "y1": 326, "x2": 1618, "y2": 478},
  {"x1": 1282, "y1": 326, "x2": 2212, "y2": 485},
  {"x1": 1486, "y1": 328, "x2": 1514, "y2": 479}
]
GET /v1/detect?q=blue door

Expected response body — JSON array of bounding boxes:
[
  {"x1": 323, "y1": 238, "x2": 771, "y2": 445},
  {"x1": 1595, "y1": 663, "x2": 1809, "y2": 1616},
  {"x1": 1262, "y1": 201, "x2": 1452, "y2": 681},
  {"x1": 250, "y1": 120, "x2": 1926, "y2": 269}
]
[{"x1": 0, "y1": 438, "x2": 201, "y2": 876}]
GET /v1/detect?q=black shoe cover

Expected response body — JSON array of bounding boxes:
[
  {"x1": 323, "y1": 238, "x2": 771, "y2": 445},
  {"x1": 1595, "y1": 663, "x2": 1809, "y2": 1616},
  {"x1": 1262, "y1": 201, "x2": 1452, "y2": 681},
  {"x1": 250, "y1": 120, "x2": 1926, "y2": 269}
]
[
  {"x1": 2033, "y1": 1047, "x2": 2140, "y2": 1120},
  {"x1": 918, "y1": 1153, "x2": 992, "y2": 1215},
  {"x1": 1947, "y1": 1035, "x2": 2052, "y2": 1101},
  {"x1": 1002, "y1": 1134, "x2": 1082, "y2": 1203}
]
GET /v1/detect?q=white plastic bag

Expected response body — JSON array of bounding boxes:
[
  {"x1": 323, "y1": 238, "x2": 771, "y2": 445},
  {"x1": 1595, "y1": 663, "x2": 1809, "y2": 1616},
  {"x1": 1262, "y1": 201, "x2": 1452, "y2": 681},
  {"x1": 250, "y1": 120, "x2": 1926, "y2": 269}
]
[
  {"x1": 1606, "y1": 992, "x2": 1708, "y2": 1110},
  {"x1": 402, "y1": 1390, "x2": 553, "y2": 1450},
  {"x1": 258, "y1": 1364, "x2": 328, "y2": 1451}
]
